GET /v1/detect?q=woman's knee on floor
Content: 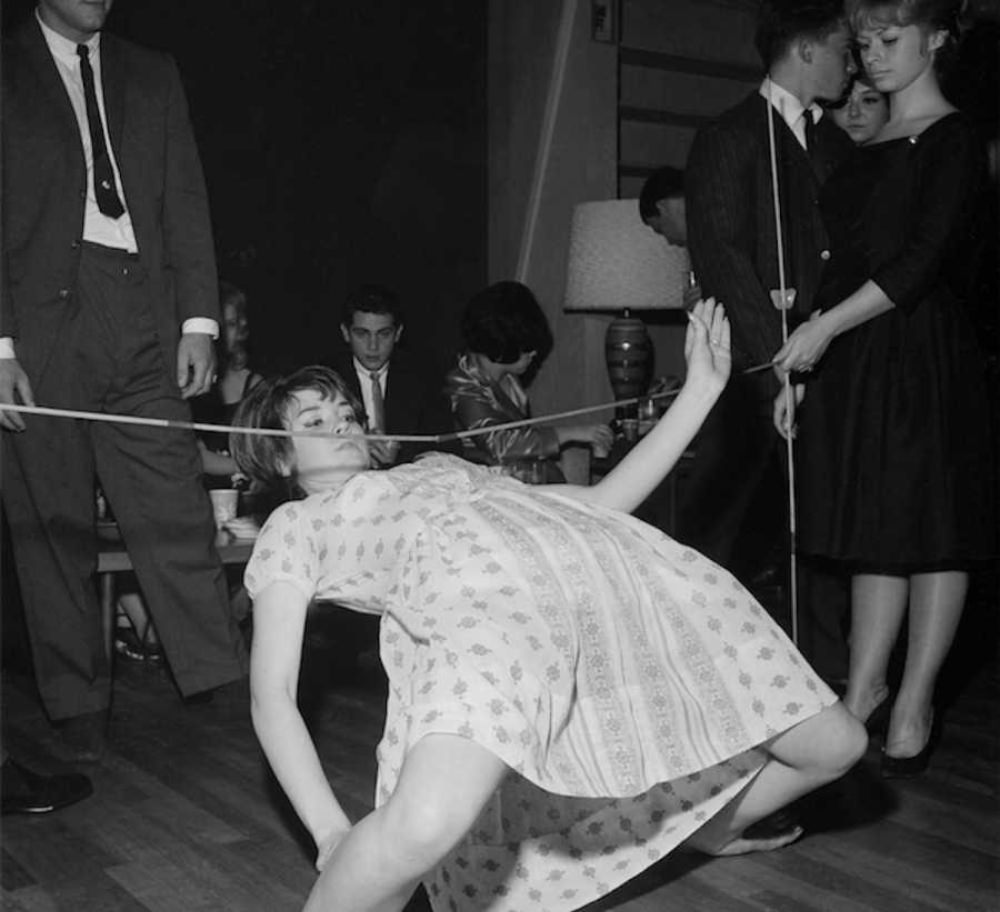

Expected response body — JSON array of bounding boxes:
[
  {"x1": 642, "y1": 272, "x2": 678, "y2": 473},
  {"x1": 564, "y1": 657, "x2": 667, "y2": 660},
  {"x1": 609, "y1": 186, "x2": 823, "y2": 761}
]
[
  {"x1": 771, "y1": 704, "x2": 868, "y2": 779},
  {"x1": 809, "y1": 704, "x2": 868, "y2": 775}
]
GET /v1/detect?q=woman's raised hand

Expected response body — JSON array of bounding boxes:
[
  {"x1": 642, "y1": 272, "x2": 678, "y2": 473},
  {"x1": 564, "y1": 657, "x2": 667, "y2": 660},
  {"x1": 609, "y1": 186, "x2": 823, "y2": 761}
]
[{"x1": 684, "y1": 297, "x2": 731, "y2": 394}]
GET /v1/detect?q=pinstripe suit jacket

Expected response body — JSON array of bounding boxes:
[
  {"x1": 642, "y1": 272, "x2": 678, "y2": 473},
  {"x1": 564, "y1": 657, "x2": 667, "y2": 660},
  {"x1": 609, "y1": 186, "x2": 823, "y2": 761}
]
[{"x1": 686, "y1": 92, "x2": 853, "y2": 388}]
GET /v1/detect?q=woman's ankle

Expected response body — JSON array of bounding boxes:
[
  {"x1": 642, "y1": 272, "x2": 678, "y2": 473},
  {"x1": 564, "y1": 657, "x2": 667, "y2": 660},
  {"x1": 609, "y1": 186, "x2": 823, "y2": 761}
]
[{"x1": 844, "y1": 682, "x2": 890, "y2": 722}]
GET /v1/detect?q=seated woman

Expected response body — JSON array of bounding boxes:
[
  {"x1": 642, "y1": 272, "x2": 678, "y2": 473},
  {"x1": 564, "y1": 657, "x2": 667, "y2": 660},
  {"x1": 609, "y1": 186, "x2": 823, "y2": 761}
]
[
  {"x1": 445, "y1": 280, "x2": 613, "y2": 482},
  {"x1": 233, "y1": 299, "x2": 866, "y2": 912},
  {"x1": 193, "y1": 280, "x2": 265, "y2": 486}
]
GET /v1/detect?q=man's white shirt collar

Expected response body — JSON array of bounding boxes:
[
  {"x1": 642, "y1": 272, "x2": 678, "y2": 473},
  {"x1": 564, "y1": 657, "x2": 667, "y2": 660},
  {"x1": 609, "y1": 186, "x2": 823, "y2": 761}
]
[
  {"x1": 37, "y1": 9, "x2": 100, "y2": 63},
  {"x1": 354, "y1": 360, "x2": 389, "y2": 385},
  {"x1": 759, "y1": 78, "x2": 824, "y2": 147}
]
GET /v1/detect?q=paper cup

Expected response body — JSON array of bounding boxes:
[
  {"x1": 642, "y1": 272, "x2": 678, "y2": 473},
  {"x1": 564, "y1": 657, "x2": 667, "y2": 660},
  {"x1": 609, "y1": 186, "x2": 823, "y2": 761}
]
[{"x1": 209, "y1": 489, "x2": 239, "y2": 528}]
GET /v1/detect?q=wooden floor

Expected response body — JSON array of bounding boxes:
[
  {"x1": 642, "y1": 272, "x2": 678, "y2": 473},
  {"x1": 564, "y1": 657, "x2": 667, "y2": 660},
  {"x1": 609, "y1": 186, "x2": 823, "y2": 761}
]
[{"x1": 2, "y1": 586, "x2": 998, "y2": 912}]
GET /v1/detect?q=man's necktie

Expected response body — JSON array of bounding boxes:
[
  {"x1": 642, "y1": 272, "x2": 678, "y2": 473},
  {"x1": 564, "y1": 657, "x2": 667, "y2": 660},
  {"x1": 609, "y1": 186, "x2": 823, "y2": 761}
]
[
  {"x1": 369, "y1": 371, "x2": 385, "y2": 433},
  {"x1": 77, "y1": 44, "x2": 124, "y2": 218},
  {"x1": 803, "y1": 108, "x2": 821, "y2": 165}
]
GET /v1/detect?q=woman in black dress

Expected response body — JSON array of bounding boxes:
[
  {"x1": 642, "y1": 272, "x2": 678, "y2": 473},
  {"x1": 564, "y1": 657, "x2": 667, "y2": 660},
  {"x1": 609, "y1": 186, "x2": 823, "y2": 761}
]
[{"x1": 773, "y1": 0, "x2": 994, "y2": 776}]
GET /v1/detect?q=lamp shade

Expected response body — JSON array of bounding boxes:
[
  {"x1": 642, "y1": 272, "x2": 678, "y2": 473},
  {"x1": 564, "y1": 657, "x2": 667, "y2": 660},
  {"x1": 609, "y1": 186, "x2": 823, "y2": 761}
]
[{"x1": 563, "y1": 199, "x2": 690, "y2": 313}]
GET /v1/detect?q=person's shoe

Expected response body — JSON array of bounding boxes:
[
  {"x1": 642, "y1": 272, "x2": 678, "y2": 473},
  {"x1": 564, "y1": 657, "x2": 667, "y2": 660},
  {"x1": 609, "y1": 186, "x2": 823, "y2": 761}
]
[
  {"x1": 881, "y1": 713, "x2": 940, "y2": 780},
  {"x1": 864, "y1": 694, "x2": 893, "y2": 737},
  {"x1": 51, "y1": 709, "x2": 108, "y2": 763},
  {"x1": 1, "y1": 758, "x2": 93, "y2": 815}
]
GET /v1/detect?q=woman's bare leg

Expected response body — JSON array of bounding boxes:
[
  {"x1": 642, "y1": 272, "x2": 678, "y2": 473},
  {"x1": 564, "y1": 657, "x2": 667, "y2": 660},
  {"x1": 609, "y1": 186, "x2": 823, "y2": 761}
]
[
  {"x1": 686, "y1": 703, "x2": 867, "y2": 855},
  {"x1": 886, "y1": 570, "x2": 967, "y2": 758},
  {"x1": 304, "y1": 734, "x2": 507, "y2": 912},
  {"x1": 844, "y1": 574, "x2": 908, "y2": 723}
]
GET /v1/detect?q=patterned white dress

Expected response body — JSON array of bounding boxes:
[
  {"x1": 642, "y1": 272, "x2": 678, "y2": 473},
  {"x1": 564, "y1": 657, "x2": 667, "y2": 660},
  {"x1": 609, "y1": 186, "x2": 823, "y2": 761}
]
[{"x1": 244, "y1": 455, "x2": 836, "y2": 911}]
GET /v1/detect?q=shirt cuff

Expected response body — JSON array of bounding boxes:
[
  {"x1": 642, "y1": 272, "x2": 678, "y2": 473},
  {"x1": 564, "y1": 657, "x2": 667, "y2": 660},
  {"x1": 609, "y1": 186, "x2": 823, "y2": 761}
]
[
  {"x1": 0, "y1": 337, "x2": 16, "y2": 359},
  {"x1": 182, "y1": 318, "x2": 219, "y2": 338}
]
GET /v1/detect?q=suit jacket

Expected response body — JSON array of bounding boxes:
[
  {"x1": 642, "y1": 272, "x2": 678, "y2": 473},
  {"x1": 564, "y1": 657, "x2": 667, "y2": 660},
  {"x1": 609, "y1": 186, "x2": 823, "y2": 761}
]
[
  {"x1": 1, "y1": 18, "x2": 219, "y2": 384},
  {"x1": 326, "y1": 351, "x2": 459, "y2": 464},
  {"x1": 686, "y1": 92, "x2": 853, "y2": 390}
]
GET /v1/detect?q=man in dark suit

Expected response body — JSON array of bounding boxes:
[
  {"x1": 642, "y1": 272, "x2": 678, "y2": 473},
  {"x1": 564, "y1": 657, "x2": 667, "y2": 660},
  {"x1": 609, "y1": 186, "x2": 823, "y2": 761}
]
[
  {"x1": 682, "y1": 0, "x2": 855, "y2": 682},
  {"x1": 0, "y1": 0, "x2": 246, "y2": 759},
  {"x1": 328, "y1": 284, "x2": 457, "y2": 467}
]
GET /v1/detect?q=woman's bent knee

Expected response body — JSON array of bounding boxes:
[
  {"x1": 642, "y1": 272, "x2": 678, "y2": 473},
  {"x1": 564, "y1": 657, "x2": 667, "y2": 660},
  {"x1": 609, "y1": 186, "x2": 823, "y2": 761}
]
[
  {"x1": 818, "y1": 705, "x2": 868, "y2": 774},
  {"x1": 379, "y1": 789, "x2": 474, "y2": 873},
  {"x1": 770, "y1": 704, "x2": 868, "y2": 777}
]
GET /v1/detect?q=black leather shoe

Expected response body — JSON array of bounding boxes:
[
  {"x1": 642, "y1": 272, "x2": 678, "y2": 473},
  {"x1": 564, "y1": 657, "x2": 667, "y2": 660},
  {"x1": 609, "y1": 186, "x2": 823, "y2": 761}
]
[{"x1": 1, "y1": 758, "x2": 93, "y2": 815}]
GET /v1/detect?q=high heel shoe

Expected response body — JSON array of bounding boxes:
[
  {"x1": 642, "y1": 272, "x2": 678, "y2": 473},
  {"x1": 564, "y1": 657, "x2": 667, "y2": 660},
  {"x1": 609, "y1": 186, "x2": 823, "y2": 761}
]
[
  {"x1": 880, "y1": 714, "x2": 941, "y2": 780},
  {"x1": 863, "y1": 695, "x2": 892, "y2": 737}
]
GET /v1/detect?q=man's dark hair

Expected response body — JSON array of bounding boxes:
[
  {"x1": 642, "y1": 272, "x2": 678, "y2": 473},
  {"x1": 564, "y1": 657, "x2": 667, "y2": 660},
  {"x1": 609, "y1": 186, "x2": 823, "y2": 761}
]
[
  {"x1": 754, "y1": 0, "x2": 847, "y2": 68},
  {"x1": 460, "y1": 281, "x2": 554, "y2": 365},
  {"x1": 341, "y1": 284, "x2": 402, "y2": 327},
  {"x1": 638, "y1": 166, "x2": 685, "y2": 221}
]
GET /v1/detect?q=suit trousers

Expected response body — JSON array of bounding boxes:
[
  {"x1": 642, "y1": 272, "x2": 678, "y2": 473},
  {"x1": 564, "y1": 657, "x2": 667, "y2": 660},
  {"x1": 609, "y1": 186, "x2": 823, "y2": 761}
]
[
  {"x1": 676, "y1": 373, "x2": 849, "y2": 681},
  {"x1": 1, "y1": 244, "x2": 246, "y2": 720}
]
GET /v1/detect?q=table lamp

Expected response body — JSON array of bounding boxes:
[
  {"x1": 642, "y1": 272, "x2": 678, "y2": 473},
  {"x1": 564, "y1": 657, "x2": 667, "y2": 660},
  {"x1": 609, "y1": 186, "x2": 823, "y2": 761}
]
[{"x1": 563, "y1": 199, "x2": 689, "y2": 412}]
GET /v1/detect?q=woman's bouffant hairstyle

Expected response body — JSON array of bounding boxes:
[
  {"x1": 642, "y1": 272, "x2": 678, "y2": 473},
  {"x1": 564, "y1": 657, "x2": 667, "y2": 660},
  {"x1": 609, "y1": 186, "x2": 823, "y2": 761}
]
[
  {"x1": 848, "y1": 0, "x2": 968, "y2": 74},
  {"x1": 229, "y1": 365, "x2": 364, "y2": 497},
  {"x1": 460, "y1": 281, "x2": 554, "y2": 365}
]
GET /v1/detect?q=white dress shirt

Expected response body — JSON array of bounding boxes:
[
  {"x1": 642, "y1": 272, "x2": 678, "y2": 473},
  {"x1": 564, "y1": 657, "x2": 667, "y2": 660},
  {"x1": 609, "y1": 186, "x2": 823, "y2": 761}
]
[
  {"x1": 354, "y1": 360, "x2": 389, "y2": 429},
  {"x1": 758, "y1": 77, "x2": 824, "y2": 151}
]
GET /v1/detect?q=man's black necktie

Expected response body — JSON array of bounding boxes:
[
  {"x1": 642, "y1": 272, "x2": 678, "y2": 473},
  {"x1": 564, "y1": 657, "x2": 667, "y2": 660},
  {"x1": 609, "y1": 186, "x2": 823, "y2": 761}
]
[
  {"x1": 77, "y1": 44, "x2": 124, "y2": 218},
  {"x1": 803, "y1": 108, "x2": 820, "y2": 170}
]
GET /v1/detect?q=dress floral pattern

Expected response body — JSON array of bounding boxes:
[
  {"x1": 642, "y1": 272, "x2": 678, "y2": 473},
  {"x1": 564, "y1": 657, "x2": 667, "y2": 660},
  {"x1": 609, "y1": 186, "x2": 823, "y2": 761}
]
[{"x1": 245, "y1": 455, "x2": 835, "y2": 911}]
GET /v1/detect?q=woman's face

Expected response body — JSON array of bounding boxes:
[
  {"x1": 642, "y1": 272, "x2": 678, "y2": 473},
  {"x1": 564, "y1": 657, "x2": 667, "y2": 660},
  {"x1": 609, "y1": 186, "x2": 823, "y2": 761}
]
[
  {"x1": 857, "y1": 20, "x2": 945, "y2": 95},
  {"x1": 223, "y1": 301, "x2": 250, "y2": 359},
  {"x1": 831, "y1": 81, "x2": 890, "y2": 144},
  {"x1": 505, "y1": 351, "x2": 537, "y2": 377},
  {"x1": 283, "y1": 388, "x2": 369, "y2": 494}
]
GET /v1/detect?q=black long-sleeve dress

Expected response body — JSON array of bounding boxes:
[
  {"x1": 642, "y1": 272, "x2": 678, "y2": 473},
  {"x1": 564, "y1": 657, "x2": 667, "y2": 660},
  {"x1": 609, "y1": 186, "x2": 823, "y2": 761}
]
[{"x1": 797, "y1": 112, "x2": 995, "y2": 570}]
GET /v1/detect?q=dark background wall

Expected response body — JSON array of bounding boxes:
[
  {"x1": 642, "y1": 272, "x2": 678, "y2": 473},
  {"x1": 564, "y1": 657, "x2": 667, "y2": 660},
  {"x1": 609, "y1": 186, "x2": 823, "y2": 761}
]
[{"x1": 1, "y1": 0, "x2": 488, "y2": 375}]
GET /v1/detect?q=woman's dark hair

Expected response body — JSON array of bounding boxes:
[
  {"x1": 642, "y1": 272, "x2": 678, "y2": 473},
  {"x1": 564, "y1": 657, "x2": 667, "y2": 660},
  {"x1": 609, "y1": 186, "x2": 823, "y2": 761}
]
[
  {"x1": 849, "y1": 0, "x2": 968, "y2": 74},
  {"x1": 230, "y1": 366, "x2": 364, "y2": 498},
  {"x1": 460, "y1": 281, "x2": 554, "y2": 365},
  {"x1": 754, "y1": 0, "x2": 849, "y2": 69}
]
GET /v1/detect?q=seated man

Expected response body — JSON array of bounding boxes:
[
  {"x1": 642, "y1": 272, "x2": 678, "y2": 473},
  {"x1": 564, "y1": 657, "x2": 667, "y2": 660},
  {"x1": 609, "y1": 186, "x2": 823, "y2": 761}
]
[{"x1": 327, "y1": 284, "x2": 457, "y2": 467}]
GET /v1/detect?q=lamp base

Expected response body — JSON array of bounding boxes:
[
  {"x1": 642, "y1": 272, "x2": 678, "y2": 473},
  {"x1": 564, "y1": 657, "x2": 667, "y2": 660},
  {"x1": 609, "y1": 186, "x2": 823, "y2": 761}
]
[{"x1": 605, "y1": 314, "x2": 652, "y2": 417}]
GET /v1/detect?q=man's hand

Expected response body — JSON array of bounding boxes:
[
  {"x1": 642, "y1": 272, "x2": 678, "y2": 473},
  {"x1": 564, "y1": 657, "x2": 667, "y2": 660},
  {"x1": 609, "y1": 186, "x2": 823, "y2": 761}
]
[
  {"x1": 0, "y1": 359, "x2": 35, "y2": 432},
  {"x1": 176, "y1": 333, "x2": 216, "y2": 399},
  {"x1": 773, "y1": 383, "x2": 806, "y2": 440}
]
